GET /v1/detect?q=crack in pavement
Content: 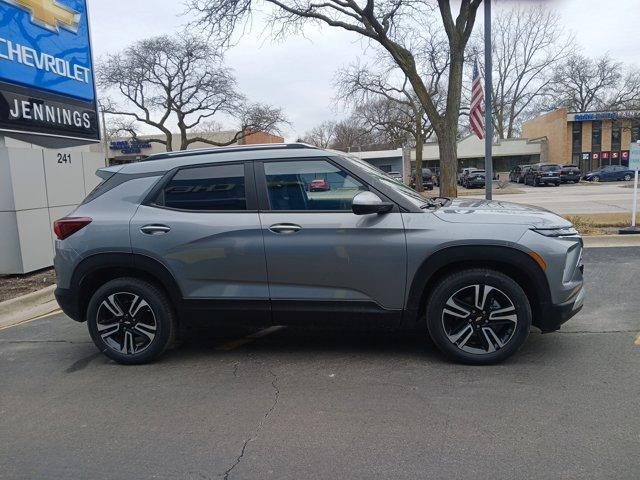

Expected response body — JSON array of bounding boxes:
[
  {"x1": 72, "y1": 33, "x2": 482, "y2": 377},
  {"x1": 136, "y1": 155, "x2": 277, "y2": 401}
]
[{"x1": 222, "y1": 369, "x2": 280, "y2": 480}]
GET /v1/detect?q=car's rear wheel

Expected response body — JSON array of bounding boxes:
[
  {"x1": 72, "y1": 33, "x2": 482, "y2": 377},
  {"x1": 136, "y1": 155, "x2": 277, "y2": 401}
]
[
  {"x1": 624, "y1": 174, "x2": 632, "y2": 181},
  {"x1": 426, "y1": 269, "x2": 532, "y2": 365},
  {"x1": 87, "y1": 278, "x2": 177, "y2": 365}
]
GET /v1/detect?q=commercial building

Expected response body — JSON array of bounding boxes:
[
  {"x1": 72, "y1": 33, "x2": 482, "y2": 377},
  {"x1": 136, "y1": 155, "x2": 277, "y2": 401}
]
[
  {"x1": 350, "y1": 136, "x2": 544, "y2": 183},
  {"x1": 94, "y1": 130, "x2": 284, "y2": 165},
  {"x1": 522, "y1": 108, "x2": 640, "y2": 173}
]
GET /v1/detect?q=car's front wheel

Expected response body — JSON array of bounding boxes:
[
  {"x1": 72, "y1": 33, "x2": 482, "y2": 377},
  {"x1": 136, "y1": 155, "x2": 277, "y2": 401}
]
[
  {"x1": 425, "y1": 269, "x2": 532, "y2": 365},
  {"x1": 87, "y1": 278, "x2": 177, "y2": 365}
]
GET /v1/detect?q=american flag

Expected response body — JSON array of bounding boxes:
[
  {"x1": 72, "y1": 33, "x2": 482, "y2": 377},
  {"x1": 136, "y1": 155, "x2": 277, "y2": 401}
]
[{"x1": 470, "y1": 61, "x2": 485, "y2": 140}]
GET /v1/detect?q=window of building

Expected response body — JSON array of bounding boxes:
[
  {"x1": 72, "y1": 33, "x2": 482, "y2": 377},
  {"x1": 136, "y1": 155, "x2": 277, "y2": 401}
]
[
  {"x1": 591, "y1": 121, "x2": 602, "y2": 152},
  {"x1": 158, "y1": 163, "x2": 247, "y2": 211},
  {"x1": 572, "y1": 122, "x2": 582, "y2": 153},
  {"x1": 632, "y1": 120, "x2": 640, "y2": 143},
  {"x1": 264, "y1": 160, "x2": 367, "y2": 211},
  {"x1": 611, "y1": 120, "x2": 622, "y2": 152}
]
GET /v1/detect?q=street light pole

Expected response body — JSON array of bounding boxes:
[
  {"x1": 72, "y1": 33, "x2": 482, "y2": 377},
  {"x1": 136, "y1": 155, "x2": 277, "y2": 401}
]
[
  {"x1": 100, "y1": 106, "x2": 109, "y2": 167},
  {"x1": 484, "y1": 0, "x2": 494, "y2": 201}
]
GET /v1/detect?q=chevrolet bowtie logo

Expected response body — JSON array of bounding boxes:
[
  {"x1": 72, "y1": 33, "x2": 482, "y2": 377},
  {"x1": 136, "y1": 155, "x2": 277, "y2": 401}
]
[{"x1": 1, "y1": 0, "x2": 80, "y2": 34}]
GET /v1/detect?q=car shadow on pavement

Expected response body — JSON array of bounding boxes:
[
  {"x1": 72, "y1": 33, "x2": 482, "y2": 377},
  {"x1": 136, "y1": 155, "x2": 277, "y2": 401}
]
[{"x1": 153, "y1": 324, "x2": 568, "y2": 367}]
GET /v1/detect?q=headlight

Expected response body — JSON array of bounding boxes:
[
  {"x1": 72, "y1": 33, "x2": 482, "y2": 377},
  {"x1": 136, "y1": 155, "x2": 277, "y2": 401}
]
[{"x1": 533, "y1": 226, "x2": 580, "y2": 237}]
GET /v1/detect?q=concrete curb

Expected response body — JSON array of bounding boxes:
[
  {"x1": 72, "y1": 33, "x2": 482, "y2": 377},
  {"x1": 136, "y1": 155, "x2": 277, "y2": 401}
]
[
  {"x1": 583, "y1": 235, "x2": 640, "y2": 248},
  {"x1": 0, "y1": 285, "x2": 58, "y2": 329}
]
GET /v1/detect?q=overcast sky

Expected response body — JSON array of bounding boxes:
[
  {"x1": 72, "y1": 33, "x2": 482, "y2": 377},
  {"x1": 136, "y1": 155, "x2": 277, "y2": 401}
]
[{"x1": 88, "y1": 0, "x2": 640, "y2": 141}]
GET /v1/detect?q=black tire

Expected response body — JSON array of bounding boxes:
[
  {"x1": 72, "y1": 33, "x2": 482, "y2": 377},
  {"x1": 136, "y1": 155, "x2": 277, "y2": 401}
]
[
  {"x1": 425, "y1": 269, "x2": 532, "y2": 365},
  {"x1": 87, "y1": 277, "x2": 177, "y2": 365},
  {"x1": 533, "y1": 178, "x2": 539, "y2": 187},
  {"x1": 592, "y1": 176, "x2": 600, "y2": 182},
  {"x1": 624, "y1": 174, "x2": 632, "y2": 181}
]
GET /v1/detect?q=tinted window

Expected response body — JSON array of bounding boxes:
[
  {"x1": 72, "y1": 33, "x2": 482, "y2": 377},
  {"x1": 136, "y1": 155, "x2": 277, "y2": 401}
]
[
  {"x1": 541, "y1": 164, "x2": 561, "y2": 172},
  {"x1": 159, "y1": 164, "x2": 246, "y2": 211},
  {"x1": 264, "y1": 160, "x2": 367, "y2": 211},
  {"x1": 611, "y1": 120, "x2": 622, "y2": 151}
]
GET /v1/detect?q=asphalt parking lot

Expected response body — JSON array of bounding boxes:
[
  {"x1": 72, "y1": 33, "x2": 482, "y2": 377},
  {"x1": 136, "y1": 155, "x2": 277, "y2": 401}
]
[
  {"x1": 1, "y1": 247, "x2": 639, "y2": 480},
  {"x1": 459, "y1": 180, "x2": 636, "y2": 214}
]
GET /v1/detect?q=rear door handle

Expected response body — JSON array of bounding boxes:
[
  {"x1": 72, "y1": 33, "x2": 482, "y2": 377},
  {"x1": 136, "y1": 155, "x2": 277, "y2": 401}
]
[
  {"x1": 269, "y1": 223, "x2": 302, "y2": 234},
  {"x1": 140, "y1": 224, "x2": 171, "y2": 235}
]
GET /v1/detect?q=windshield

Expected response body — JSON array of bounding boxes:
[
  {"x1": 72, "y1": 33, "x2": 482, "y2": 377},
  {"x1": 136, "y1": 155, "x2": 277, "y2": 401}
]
[{"x1": 342, "y1": 154, "x2": 428, "y2": 208}]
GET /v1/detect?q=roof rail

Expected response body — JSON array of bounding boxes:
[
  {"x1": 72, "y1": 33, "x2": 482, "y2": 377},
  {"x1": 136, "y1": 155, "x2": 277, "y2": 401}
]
[{"x1": 142, "y1": 142, "x2": 318, "y2": 161}]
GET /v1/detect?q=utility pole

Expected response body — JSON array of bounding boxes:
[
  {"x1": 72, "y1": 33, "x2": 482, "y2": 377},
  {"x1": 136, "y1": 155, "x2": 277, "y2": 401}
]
[
  {"x1": 484, "y1": 0, "x2": 494, "y2": 201},
  {"x1": 100, "y1": 106, "x2": 109, "y2": 167}
]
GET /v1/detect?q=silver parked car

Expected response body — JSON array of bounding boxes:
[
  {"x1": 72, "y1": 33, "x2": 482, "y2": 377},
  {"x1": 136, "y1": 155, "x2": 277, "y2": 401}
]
[{"x1": 54, "y1": 144, "x2": 584, "y2": 365}]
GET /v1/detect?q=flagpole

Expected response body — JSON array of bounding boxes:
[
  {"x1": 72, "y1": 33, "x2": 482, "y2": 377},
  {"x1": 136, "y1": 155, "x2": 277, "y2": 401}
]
[{"x1": 484, "y1": 0, "x2": 493, "y2": 201}]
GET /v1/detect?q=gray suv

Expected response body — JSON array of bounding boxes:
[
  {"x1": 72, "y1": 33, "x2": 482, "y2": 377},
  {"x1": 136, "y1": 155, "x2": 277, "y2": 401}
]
[{"x1": 53, "y1": 144, "x2": 584, "y2": 365}]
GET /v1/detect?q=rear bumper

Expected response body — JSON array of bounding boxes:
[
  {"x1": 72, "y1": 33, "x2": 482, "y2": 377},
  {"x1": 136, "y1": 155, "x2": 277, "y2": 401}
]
[
  {"x1": 54, "y1": 287, "x2": 83, "y2": 322},
  {"x1": 536, "y1": 176, "x2": 560, "y2": 183},
  {"x1": 537, "y1": 287, "x2": 585, "y2": 333}
]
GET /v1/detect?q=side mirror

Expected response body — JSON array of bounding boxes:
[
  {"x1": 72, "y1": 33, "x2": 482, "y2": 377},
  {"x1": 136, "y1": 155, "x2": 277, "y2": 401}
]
[{"x1": 352, "y1": 191, "x2": 394, "y2": 215}]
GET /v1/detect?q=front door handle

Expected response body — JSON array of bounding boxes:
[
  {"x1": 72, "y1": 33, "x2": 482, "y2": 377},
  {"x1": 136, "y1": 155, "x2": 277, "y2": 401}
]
[
  {"x1": 269, "y1": 223, "x2": 302, "y2": 234},
  {"x1": 140, "y1": 224, "x2": 171, "y2": 235}
]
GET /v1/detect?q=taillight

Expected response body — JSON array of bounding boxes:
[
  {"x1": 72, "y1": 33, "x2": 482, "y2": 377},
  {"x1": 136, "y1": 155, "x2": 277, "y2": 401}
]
[{"x1": 53, "y1": 217, "x2": 92, "y2": 240}]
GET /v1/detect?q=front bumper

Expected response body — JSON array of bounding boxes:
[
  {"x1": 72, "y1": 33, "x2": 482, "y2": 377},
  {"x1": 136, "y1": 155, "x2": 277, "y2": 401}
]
[{"x1": 537, "y1": 286, "x2": 585, "y2": 333}]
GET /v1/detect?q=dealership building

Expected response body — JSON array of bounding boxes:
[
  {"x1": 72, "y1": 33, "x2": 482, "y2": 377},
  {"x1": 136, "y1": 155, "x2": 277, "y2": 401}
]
[
  {"x1": 96, "y1": 130, "x2": 285, "y2": 164},
  {"x1": 522, "y1": 108, "x2": 640, "y2": 173}
]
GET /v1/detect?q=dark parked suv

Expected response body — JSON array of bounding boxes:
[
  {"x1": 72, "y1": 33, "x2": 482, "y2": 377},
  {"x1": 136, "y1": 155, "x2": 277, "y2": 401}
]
[
  {"x1": 54, "y1": 144, "x2": 584, "y2": 365},
  {"x1": 410, "y1": 168, "x2": 434, "y2": 190},
  {"x1": 524, "y1": 163, "x2": 561, "y2": 187}
]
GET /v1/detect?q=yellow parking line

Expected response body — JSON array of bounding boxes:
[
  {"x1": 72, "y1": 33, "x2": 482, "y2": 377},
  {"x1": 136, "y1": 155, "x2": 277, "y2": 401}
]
[
  {"x1": 635, "y1": 333, "x2": 640, "y2": 346},
  {"x1": 0, "y1": 309, "x2": 62, "y2": 332},
  {"x1": 216, "y1": 326, "x2": 285, "y2": 351}
]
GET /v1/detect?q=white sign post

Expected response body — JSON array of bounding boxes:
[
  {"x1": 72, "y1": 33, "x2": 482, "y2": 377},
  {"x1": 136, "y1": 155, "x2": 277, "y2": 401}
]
[{"x1": 620, "y1": 142, "x2": 640, "y2": 234}]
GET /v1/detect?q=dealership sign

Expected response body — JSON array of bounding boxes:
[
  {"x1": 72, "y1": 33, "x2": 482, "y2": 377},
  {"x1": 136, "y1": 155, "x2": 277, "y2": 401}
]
[
  {"x1": 0, "y1": 0, "x2": 99, "y2": 144},
  {"x1": 569, "y1": 110, "x2": 640, "y2": 122}
]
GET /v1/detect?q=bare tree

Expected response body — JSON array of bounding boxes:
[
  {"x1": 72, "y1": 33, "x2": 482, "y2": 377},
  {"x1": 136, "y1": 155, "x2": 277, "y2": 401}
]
[
  {"x1": 474, "y1": 6, "x2": 575, "y2": 139},
  {"x1": 189, "y1": 0, "x2": 483, "y2": 196},
  {"x1": 334, "y1": 22, "x2": 449, "y2": 192},
  {"x1": 335, "y1": 68, "x2": 433, "y2": 190},
  {"x1": 331, "y1": 118, "x2": 377, "y2": 151},
  {"x1": 549, "y1": 55, "x2": 627, "y2": 112},
  {"x1": 301, "y1": 121, "x2": 337, "y2": 148},
  {"x1": 98, "y1": 33, "x2": 287, "y2": 151}
]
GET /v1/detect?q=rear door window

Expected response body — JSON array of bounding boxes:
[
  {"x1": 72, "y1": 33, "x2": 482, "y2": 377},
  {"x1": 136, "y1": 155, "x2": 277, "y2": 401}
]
[{"x1": 156, "y1": 163, "x2": 247, "y2": 211}]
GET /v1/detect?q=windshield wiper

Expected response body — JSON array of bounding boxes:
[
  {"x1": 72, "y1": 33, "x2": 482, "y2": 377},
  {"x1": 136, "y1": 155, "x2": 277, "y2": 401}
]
[{"x1": 420, "y1": 197, "x2": 451, "y2": 209}]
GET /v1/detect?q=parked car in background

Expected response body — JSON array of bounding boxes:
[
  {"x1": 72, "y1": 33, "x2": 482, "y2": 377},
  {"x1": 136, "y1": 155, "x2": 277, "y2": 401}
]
[
  {"x1": 387, "y1": 172, "x2": 403, "y2": 182},
  {"x1": 509, "y1": 165, "x2": 531, "y2": 184},
  {"x1": 410, "y1": 168, "x2": 434, "y2": 190},
  {"x1": 458, "y1": 168, "x2": 480, "y2": 185},
  {"x1": 53, "y1": 143, "x2": 584, "y2": 365},
  {"x1": 462, "y1": 170, "x2": 486, "y2": 189},
  {"x1": 560, "y1": 165, "x2": 582, "y2": 183},
  {"x1": 524, "y1": 163, "x2": 561, "y2": 187},
  {"x1": 583, "y1": 165, "x2": 634, "y2": 182},
  {"x1": 309, "y1": 179, "x2": 331, "y2": 191}
]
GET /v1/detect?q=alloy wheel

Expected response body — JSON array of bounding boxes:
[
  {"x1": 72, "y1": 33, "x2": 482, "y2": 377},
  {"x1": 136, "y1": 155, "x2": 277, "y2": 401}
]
[
  {"x1": 441, "y1": 284, "x2": 518, "y2": 355},
  {"x1": 96, "y1": 292, "x2": 157, "y2": 355}
]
